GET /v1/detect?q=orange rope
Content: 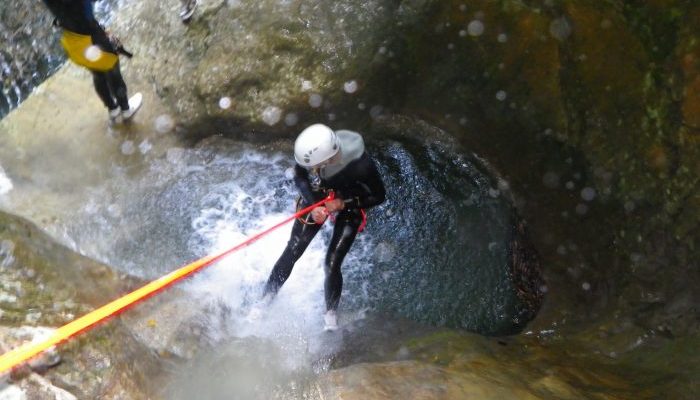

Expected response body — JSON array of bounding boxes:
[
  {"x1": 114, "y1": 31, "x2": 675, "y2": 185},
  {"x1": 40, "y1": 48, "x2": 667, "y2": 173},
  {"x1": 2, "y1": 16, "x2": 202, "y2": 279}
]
[{"x1": 0, "y1": 193, "x2": 335, "y2": 373}]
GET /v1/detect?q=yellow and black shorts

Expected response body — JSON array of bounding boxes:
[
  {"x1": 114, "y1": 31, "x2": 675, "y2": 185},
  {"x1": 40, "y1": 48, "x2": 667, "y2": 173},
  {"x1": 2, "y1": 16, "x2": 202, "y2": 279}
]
[{"x1": 60, "y1": 30, "x2": 118, "y2": 72}]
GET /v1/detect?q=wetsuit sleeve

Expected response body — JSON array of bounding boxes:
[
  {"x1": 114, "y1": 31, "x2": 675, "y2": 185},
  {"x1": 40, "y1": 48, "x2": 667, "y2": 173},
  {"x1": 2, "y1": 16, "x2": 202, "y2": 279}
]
[
  {"x1": 294, "y1": 165, "x2": 324, "y2": 204},
  {"x1": 343, "y1": 154, "x2": 386, "y2": 210},
  {"x1": 84, "y1": 0, "x2": 96, "y2": 20}
]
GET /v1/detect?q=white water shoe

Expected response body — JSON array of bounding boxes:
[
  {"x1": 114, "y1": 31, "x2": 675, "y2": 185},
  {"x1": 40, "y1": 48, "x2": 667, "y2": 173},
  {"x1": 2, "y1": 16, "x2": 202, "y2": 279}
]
[
  {"x1": 323, "y1": 310, "x2": 338, "y2": 331},
  {"x1": 108, "y1": 107, "x2": 122, "y2": 124},
  {"x1": 122, "y1": 92, "x2": 143, "y2": 121}
]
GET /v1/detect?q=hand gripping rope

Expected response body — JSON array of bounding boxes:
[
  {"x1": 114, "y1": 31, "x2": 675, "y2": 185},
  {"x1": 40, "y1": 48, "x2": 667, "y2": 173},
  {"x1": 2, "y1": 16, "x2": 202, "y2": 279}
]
[
  {"x1": 0, "y1": 193, "x2": 336, "y2": 374},
  {"x1": 296, "y1": 194, "x2": 367, "y2": 232}
]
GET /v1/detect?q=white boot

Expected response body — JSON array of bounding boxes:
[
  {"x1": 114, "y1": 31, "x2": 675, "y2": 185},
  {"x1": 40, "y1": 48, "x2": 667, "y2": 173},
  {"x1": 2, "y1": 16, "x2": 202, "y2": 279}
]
[
  {"x1": 108, "y1": 107, "x2": 122, "y2": 124},
  {"x1": 323, "y1": 310, "x2": 338, "y2": 331},
  {"x1": 180, "y1": 0, "x2": 197, "y2": 23},
  {"x1": 122, "y1": 93, "x2": 143, "y2": 121}
]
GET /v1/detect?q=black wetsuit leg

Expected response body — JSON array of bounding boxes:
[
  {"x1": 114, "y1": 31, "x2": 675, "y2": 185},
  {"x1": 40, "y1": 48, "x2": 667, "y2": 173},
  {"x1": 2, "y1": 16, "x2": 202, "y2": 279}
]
[
  {"x1": 92, "y1": 70, "x2": 117, "y2": 110},
  {"x1": 105, "y1": 62, "x2": 129, "y2": 110},
  {"x1": 324, "y1": 209, "x2": 362, "y2": 311},
  {"x1": 264, "y1": 217, "x2": 322, "y2": 296}
]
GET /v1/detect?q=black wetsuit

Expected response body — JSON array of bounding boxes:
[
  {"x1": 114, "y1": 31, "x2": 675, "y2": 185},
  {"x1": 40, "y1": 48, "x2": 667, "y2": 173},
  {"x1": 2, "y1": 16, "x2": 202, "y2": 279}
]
[
  {"x1": 42, "y1": 0, "x2": 129, "y2": 111},
  {"x1": 264, "y1": 151, "x2": 386, "y2": 311}
]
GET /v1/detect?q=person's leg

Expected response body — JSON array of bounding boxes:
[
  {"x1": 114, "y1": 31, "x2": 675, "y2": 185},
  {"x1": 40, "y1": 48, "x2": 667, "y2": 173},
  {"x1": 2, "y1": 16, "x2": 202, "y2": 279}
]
[
  {"x1": 91, "y1": 71, "x2": 117, "y2": 110},
  {"x1": 324, "y1": 210, "x2": 362, "y2": 311},
  {"x1": 264, "y1": 218, "x2": 322, "y2": 297},
  {"x1": 105, "y1": 62, "x2": 129, "y2": 111}
]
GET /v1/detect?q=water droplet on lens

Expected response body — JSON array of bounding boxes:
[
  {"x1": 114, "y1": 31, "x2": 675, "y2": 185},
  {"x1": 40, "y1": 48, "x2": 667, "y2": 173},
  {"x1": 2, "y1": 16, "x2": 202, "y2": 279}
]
[
  {"x1": 138, "y1": 140, "x2": 152, "y2": 154},
  {"x1": 84, "y1": 45, "x2": 101, "y2": 61},
  {"x1": 308, "y1": 94, "x2": 323, "y2": 108},
  {"x1": 581, "y1": 187, "x2": 596, "y2": 202},
  {"x1": 218, "y1": 96, "x2": 232, "y2": 109},
  {"x1": 549, "y1": 17, "x2": 572, "y2": 41},
  {"x1": 154, "y1": 114, "x2": 175, "y2": 133},
  {"x1": 542, "y1": 172, "x2": 559, "y2": 188},
  {"x1": 468, "y1": 20, "x2": 484, "y2": 37},
  {"x1": 284, "y1": 113, "x2": 299, "y2": 126},
  {"x1": 343, "y1": 80, "x2": 358, "y2": 93},
  {"x1": 121, "y1": 141, "x2": 135, "y2": 155},
  {"x1": 262, "y1": 106, "x2": 282, "y2": 125}
]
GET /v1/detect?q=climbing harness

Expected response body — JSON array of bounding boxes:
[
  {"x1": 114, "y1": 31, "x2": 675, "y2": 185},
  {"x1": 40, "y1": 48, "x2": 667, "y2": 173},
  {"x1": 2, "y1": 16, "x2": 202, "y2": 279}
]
[
  {"x1": 0, "y1": 193, "x2": 336, "y2": 374},
  {"x1": 295, "y1": 196, "x2": 317, "y2": 225},
  {"x1": 295, "y1": 193, "x2": 367, "y2": 232}
]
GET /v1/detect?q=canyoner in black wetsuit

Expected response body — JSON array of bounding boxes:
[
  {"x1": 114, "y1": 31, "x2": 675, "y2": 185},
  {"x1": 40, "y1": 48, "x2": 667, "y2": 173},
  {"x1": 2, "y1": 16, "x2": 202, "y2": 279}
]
[
  {"x1": 41, "y1": 0, "x2": 142, "y2": 124},
  {"x1": 263, "y1": 124, "x2": 386, "y2": 331}
]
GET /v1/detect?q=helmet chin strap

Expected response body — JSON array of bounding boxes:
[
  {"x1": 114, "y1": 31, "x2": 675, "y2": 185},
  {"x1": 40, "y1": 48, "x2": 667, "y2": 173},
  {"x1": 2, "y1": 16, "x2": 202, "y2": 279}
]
[{"x1": 309, "y1": 166, "x2": 322, "y2": 190}]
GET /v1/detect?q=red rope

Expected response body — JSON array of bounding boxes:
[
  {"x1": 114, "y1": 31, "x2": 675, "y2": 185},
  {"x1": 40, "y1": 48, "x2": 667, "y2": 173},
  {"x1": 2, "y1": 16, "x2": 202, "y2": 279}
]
[{"x1": 0, "y1": 193, "x2": 336, "y2": 373}]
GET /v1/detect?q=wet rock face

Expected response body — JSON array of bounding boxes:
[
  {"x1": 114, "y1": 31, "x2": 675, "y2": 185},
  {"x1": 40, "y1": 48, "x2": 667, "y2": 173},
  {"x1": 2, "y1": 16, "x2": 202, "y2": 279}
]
[
  {"x1": 0, "y1": 212, "x2": 164, "y2": 399},
  {"x1": 360, "y1": 0, "x2": 700, "y2": 335},
  {"x1": 353, "y1": 117, "x2": 543, "y2": 334},
  {"x1": 0, "y1": 2, "x2": 62, "y2": 118},
  {"x1": 679, "y1": 9, "x2": 700, "y2": 130},
  {"x1": 112, "y1": 0, "x2": 417, "y2": 128},
  {"x1": 315, "y1": 328, "x2": 689, "y2": 400}
]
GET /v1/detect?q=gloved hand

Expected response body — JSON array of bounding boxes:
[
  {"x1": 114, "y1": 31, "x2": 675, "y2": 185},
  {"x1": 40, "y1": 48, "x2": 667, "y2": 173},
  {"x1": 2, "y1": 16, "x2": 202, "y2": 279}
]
[
  {"x1": 310, "y1": 207, "x2": 329, "y2": 224},
  {"x1": 106, "y1": 30, "x2": 133, "y2": 58}
]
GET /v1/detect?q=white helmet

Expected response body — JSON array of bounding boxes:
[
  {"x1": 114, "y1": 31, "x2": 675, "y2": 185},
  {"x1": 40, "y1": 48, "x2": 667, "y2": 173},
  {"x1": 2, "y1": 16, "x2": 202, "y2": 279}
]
[{"x1": 294, "y1": 124, "x2": 339, "y2": 167}]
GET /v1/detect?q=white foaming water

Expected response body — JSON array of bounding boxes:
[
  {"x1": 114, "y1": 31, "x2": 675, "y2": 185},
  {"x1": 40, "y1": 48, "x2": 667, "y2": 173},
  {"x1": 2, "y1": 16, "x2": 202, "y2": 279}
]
[{"x1": 187, "y1": 210, "x2": 330, "y2": 339}]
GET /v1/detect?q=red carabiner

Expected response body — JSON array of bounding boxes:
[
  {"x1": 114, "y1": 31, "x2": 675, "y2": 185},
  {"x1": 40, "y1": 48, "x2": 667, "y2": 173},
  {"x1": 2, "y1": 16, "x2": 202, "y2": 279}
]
[{"x1": 358, "y1": 209, "x2": 367, "y2": 233}]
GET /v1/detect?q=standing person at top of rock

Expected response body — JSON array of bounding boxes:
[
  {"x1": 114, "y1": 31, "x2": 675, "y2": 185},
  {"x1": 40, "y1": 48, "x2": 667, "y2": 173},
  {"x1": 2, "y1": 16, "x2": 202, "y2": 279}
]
[
  {"x1": 262, "y1": 124, "x2": 386, "y2": 331},
  {"x1": 41, "y1": 0, "x2": 142, "y2": 124},
  {"x1": 179, "y1": 0, "x2": 197, "y2": 23}
]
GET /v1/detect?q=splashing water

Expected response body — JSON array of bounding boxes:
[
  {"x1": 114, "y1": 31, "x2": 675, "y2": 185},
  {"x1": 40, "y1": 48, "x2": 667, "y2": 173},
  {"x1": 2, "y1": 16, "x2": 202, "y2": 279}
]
[
  {"x1": 137, "y1": 143, "x2": 376, "y2": 398},
  {"x1": 177, "y1": 149, "x2": 372, "y2": 340}
]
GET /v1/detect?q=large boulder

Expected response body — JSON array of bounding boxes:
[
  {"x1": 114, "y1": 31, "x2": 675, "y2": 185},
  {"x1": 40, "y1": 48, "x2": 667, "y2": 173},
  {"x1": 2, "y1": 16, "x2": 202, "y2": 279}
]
[
  {"x1": 0, "y1": 211, "x2": 166, "y2": 399},
  {"x1": 107, "y1": 0, "x2": 428, "y2": 129}
]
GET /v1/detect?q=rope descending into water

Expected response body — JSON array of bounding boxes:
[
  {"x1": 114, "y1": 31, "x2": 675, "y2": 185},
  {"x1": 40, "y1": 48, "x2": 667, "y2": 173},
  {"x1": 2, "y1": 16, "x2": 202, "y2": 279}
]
[{"x1": 0, "y1": 193, "x2": 336, "y2": 374}]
